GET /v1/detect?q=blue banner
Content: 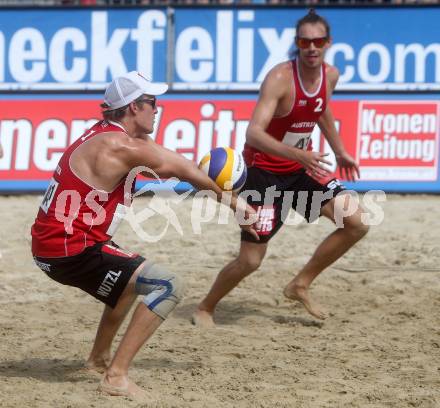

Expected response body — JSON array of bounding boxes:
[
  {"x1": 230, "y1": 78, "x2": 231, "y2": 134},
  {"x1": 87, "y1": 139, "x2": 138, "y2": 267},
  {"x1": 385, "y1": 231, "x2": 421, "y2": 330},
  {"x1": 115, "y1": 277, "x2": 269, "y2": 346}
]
[
  {"x1": 0, "y1": 7, "x2": 438, "y2": 91},
  {"x1": 0, "y1": 9, "x2": 168, "y2": 89}
]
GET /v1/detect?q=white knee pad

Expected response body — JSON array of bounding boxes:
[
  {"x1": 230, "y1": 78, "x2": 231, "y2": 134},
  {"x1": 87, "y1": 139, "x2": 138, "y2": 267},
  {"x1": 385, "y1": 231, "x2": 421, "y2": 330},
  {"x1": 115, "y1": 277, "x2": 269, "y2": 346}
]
[{"x1": 135, "y1": 262, "x2": 183, "y2": 319}]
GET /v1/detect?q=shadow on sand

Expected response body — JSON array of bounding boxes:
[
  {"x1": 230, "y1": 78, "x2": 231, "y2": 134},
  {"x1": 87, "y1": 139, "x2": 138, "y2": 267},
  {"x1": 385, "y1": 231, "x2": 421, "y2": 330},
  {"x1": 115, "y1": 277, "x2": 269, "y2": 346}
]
[
  {"x1": 173, "y1": 300, "x2": 323, "y2": 328},
  {"x1": 0, "y1": 357, "x2": 199, "y2": 383}
]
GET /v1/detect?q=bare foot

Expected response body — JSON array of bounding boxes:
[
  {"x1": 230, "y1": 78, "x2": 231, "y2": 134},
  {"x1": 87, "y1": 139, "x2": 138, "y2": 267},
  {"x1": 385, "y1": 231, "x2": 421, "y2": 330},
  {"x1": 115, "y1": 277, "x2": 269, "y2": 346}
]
[
  {"x1": 283, "y1": 283, "x2": 326, "y2": 320},
  {"x1": 83, "y1": 358, "x2": 109, "y2": 376},
  {"x1": 191, "y1": 309, "x2": 216, "y2": 328},
  {"x1": 99, "y1": 374, "x2": 147, "y2": 401}
]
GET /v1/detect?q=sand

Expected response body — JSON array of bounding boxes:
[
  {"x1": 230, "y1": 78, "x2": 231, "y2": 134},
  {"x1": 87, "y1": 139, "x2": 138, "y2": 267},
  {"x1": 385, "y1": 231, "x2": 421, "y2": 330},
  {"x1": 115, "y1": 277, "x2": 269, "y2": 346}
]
[{"x1": 0, "y1": 194, "x2": 439, "y2": 408}]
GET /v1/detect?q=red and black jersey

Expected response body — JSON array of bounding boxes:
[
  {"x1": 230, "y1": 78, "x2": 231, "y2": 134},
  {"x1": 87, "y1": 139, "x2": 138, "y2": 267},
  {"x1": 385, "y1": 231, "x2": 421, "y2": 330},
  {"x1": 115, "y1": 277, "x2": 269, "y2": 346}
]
[
  {"x1": 243, "y1": 59, "x2": 327, "y2": 174},
  {"x1": 31, "y1": 120, "x2": 134, "y2": 258}
]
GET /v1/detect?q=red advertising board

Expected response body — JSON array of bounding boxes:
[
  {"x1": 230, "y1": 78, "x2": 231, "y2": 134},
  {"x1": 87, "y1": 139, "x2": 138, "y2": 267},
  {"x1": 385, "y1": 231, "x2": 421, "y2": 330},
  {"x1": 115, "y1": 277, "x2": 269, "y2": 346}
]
[
  {"x1": 357, "y1": 101, "x2": 439, "y2": 181},
  {"x1": 0, "y1": 99, "x2": 438, "y2": 187},
  {"x1": 0, "y1": 100, "x2": 101, "y2": 180}
]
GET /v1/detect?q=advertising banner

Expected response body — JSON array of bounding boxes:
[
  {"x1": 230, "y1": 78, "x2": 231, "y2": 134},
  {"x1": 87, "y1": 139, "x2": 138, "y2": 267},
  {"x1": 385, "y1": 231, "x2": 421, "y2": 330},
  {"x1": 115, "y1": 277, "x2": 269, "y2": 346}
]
[
  {"x1": 357, "y1": 101, "x2": 439, "y2": 182},
  {"x1": 0, "y1": 7, "x2": 438, "y2": 91},
  {"x1": 1, "y1": 96, "x2": 439, "y2": 193}
]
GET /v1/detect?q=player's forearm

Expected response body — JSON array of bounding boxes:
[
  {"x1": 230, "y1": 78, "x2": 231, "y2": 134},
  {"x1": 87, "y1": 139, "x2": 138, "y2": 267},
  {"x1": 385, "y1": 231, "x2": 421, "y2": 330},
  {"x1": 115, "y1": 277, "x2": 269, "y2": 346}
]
[
  {"x1": 180, "y1": 161, "x2": 247, "y2": 214},
  {"x1": 323, "y1": 131, "x2": 345, "y2": 156},
  {"x1": 180, "y1": 163, "x2": 224, "y2": 200},
  {"x1": 318, "y1": 116, "x2": 346, "y2": 156},
  {"x1": 317, "y1": 102, "x2": 348, "y2": 156}
]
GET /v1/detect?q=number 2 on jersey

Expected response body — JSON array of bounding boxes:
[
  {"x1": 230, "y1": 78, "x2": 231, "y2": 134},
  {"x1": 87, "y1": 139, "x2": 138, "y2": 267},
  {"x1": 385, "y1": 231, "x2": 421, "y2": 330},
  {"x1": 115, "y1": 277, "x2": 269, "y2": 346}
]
[{"x1": 314, "y1": 97, "x2": 323, "y2": 112}]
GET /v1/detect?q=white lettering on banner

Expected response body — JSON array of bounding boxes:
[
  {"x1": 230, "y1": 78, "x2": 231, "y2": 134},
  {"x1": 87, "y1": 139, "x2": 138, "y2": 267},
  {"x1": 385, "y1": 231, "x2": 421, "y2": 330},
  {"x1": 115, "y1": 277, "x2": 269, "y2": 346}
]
[
  {"x1": 325, "y1": 43, "x2": 355, "y2": 83},
  {"x1": 174, "y1": 11, "x2": 294, "y2": 85},
  {"x1": 216, "y1": 11, "x2": 233, "y2": 82},
  {"x1": 0, "y1": 120, "x2": 32, "y2": 170},
  {"x1": 10, "y1": 28, "x2": 46, "y2": 82},
  {"x1": 0, "y1": 32, "x2": 4, "y2": 81},
  {"x1": 215, "y1": 110, "x2": 235, "y2": 148},
  {"x1": 70, "y1": 120, "x2": 100, "y2": 144},
  {"x1": 325, "y1": 42, "x2": 440, "y2": 88},
  {"x1": 163, "y1": 120, "x2": 196, "y2": 160},
  {"x1": 0, "y1": 10, "x2": 438, "y2": 88},
  {"x1": 358, "y1": 43, "x2": 391, "y2": 83},
  {"x1": 395, "y1": 43, "x2": 440, "y2": 83},
  {"x1": 360, "y1": 134, "x2": 435, "y2": 162},
  {"x1": 49, "y1": 28, "x2": 87, "y2": 82},
  {"x1": 91, "y1": 12, "x2": 129, "y2": 81},
  {"x1": 131, "y1": 11, "x2": 166, "y2": 80},
  {"x1": 362, "y1": 109, "x2": 436, "y2": 134},
  {"x1": 257, "y1": 28, "x2": 295, "y2": 82},
  {"x1": 34, "y1": 120, "x2": 68, "y2": 171},
  {"x1": 161, "y1": 103, "x2": 248, "y2": 163},
  {"x1": 0, "y1": 119, "x2": 98, "y2": 171},
  {"x1": 358, "y1": 102, "x2": 439, "y2": 181},
  {"x1": 0, "y1": 104, "x2": 249, "y2": 173},
  {"x1": 175, "y1": 27, "x2": 213, "y2": 82},
  {"x1": 150, "y1": 106, "x2": 163, "y2": 142},
  {"x1": 198, "y1": 103, "x2": 215, "y2": 161},
  {"x1": 0, "y1": 11, "x2": 167, "y2": 85},
  {"x1": 237, "y1": 11, "x2": 254, "y2": 82}
]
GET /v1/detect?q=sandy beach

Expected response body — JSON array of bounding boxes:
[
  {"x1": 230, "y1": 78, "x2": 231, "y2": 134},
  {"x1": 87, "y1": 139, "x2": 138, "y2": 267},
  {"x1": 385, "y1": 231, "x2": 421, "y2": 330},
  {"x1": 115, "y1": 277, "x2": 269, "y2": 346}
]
[{"x1": 0, "y1": 194, "x2": 439, "y2": 408}]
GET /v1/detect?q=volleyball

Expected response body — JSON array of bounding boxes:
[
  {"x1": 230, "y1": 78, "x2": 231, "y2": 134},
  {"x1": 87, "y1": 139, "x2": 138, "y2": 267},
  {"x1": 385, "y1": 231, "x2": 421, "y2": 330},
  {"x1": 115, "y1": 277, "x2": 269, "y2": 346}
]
[{"x1": 198, "y1": 147, "x2": 247, "y2": 191}]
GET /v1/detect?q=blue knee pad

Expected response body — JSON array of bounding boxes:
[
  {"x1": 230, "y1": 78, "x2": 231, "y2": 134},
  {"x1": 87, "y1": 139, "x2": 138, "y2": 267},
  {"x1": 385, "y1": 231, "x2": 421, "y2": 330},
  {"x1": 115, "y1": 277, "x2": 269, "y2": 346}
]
[{"x1": 135, "y1": 262, "x2": 183, "y2": 319}]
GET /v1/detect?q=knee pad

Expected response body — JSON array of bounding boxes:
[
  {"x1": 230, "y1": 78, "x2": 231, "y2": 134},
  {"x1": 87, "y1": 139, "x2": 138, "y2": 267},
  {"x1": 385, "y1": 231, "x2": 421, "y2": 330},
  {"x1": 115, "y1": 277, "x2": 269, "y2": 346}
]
[{"x1": 135, "y1": 262, "x2": 184, "y2": 320}]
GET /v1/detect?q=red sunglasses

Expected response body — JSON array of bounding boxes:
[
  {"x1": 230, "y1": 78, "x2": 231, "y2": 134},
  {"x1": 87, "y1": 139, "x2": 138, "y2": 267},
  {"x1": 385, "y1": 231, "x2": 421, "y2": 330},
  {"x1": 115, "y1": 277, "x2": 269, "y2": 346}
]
[{"x1": 296, "y1": 36, "x2": 329, "y2": 49}]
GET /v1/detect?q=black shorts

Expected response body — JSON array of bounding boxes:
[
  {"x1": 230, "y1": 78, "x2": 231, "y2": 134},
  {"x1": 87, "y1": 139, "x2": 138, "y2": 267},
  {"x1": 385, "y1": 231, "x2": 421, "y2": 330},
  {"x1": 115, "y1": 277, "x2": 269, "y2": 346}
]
[
  {"x1": 240, "y1": 167, "x2": 346, "y2": 243},
  {"x1": 33, "y1": 242, "x2": 146, "y2": 308}
]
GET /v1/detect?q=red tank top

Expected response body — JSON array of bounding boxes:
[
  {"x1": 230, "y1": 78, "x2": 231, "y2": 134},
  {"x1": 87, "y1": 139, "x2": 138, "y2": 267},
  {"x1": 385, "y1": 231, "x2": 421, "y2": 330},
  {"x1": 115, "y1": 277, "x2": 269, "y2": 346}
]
[
  {"x1": 31, "y1": 120, "x2": 134, "y2": 258},
  {"x1": 243, "y1": 59, "x2": 327, "y2": 174}
]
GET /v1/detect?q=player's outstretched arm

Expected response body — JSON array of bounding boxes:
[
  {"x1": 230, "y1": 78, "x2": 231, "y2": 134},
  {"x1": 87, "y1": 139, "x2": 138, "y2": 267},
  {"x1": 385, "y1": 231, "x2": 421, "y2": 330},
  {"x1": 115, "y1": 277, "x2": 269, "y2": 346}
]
[
  {"x1": 154, "y1": 145, "x2": 259, "y2": 239},
  {"x1": 117, "y1": 137, "x2": 259, "y2": 239}
]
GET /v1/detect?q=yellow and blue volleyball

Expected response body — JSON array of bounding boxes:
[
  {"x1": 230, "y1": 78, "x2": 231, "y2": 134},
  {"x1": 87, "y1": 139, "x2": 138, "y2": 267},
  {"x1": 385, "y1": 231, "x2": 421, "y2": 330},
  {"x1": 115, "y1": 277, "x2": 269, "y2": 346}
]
[{"x1": 199, "y1": 147, "x2": 247, "y2": 191}]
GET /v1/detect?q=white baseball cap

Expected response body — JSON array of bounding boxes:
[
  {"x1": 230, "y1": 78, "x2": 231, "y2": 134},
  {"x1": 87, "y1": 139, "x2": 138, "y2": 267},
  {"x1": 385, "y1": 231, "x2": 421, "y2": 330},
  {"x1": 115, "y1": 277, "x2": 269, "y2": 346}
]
[{"x1": 103, "y1": 71, "x2": 168, "y2": 110}]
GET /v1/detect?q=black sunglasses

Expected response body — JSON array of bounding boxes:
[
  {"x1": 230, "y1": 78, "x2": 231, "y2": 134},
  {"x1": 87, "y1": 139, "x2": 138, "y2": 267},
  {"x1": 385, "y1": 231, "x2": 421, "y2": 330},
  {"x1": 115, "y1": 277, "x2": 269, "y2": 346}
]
[{"x1": 138, "y1": 97, "x2": 157, "y2": 110}]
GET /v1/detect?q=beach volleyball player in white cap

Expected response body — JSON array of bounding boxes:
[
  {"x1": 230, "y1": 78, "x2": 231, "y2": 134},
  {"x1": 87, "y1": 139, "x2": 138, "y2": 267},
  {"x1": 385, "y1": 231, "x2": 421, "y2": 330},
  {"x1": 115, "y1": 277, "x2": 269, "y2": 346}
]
[{"x1": 31, "y1": 72, "x2": 257, "y2": 400}]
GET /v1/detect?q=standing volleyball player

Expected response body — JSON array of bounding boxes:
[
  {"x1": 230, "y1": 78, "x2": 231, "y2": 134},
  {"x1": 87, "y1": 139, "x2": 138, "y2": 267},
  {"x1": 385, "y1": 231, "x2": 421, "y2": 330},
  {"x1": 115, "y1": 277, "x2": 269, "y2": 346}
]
[
  {"x1": 193, "y1": 9, "x2": 368, "y2": 327},
  {"x1": 31, "y1": 72, "x2": 257, "y2": 399}
]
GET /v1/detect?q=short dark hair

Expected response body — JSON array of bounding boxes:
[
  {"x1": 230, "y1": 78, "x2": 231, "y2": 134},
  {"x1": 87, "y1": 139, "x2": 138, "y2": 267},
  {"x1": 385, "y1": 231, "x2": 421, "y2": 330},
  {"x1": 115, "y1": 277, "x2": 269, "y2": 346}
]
[
  {"x1": 296, "y1": 9, "x2": 331, "y2": 38},
  {"x1": 101, "y1": 95, "x2": 146, "y2": 121}
]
